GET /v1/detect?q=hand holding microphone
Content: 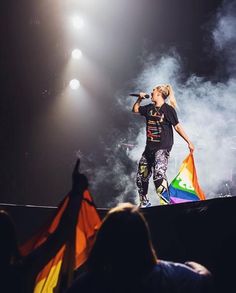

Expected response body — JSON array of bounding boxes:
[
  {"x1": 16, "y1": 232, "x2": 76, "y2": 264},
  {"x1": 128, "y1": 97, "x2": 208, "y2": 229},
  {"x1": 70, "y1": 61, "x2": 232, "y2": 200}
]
[
  {"x1": 129, "y1": 92, "x2": 150, "y2": 99},
  {"x1": 131, "y1": 92, "x2": 149, "y2": 113}
]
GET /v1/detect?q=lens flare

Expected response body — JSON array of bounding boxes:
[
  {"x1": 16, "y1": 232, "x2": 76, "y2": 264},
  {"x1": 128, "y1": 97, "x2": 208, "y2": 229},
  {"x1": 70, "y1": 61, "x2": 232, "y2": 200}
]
[
  {"x1": 69, "y1": 79, "x2": 80, "y2": 90},
  {"x1": 71, "y1": 49, "x2": 82, "y2": 59}
]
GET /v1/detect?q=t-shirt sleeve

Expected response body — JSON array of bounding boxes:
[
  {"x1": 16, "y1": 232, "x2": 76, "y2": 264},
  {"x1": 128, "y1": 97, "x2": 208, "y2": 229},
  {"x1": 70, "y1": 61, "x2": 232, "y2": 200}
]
[
  {"x1": 139, "y1": 105, "x2": 149, "y2": 116},
  {"x1": 165, "y1": 105, "x2": 179, "y2": 126},
  {"x1": 159, "y1": 261, "x2": 213, "y2": 293}
]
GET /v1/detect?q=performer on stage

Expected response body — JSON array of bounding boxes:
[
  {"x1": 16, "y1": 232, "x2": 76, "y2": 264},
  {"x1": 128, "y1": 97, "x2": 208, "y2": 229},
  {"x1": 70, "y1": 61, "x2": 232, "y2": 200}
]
[{"x1": 132, "y1": 84, "x2": 194, "y2": 207}]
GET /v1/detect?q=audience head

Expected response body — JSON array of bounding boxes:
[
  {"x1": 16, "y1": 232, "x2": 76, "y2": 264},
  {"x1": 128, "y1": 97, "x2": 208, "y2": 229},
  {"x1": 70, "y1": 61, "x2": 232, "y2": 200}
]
[{"x1": 87, "y1": 203, "x2": 157, "y2": 278}]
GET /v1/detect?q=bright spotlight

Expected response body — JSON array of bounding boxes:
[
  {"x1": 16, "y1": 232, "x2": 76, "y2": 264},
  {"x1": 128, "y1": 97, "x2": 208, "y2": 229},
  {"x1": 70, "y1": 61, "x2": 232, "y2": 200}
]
[
  {"x1": 71, "y1": 49, "x2": 82, "y2": 59},
  {"x1": 69, "y1": 79, "x2": 80, "y2": 90},
  {"x1": 72, "y1": 16, "x2": 84, "y2": 29}
]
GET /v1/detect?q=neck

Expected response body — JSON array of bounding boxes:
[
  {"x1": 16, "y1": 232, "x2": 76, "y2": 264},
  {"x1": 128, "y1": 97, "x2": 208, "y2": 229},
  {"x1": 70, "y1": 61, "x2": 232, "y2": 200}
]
[{"x1": 154, "y1": 100, "x2": 164, "y2": 107}]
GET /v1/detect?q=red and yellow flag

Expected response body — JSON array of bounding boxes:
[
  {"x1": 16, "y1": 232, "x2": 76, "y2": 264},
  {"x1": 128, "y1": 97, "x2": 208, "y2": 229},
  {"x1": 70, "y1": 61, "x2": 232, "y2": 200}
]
[{"x1": 20, "y1": 190, "x2": 101, "y2": 292}]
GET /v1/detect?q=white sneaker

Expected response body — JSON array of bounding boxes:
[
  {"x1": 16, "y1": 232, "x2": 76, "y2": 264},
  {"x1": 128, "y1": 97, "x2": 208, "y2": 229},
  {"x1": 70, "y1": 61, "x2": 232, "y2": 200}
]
[{"x1": 139, "y1": 196, "x2": 151, "y2": 208}]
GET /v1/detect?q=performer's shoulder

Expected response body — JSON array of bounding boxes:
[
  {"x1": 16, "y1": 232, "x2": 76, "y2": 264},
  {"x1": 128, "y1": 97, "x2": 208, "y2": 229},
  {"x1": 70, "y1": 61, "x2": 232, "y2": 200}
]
[
  {"x1": 163, "y1": 103, "x2": 171, "y2": 109},
  {"x1": 163, "y1": 103, "x2": 177, "y2": 112}
]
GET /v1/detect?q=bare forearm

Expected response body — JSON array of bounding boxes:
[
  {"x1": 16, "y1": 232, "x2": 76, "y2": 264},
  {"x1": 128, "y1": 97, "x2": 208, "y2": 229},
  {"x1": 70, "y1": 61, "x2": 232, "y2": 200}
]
[
  {"x1": 132, "y1": 93, "x2": 145, "y2": 113},
  {"x1": 174, "y1": 123, "x2": 190, "y2": 143},
  {"x1": 174, "y1": 123, "x2": 194, "y2": 152},
  {"x1": 132, "y1": 97, "x2": 143, "y2": 113}
]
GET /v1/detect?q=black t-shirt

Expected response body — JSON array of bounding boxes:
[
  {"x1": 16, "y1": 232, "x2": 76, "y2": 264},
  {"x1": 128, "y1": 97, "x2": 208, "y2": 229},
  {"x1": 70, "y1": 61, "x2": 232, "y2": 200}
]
[{"x1": 139, "y1": 103, "x2": 179, "y2": 152}]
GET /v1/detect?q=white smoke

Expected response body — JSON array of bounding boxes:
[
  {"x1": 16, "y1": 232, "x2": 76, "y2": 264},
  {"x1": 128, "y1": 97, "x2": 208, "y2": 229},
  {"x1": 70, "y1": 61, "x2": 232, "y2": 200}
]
[
  {"x1": 213, "y1": 0, "x2": 236, "y2": 76},
  {"x1": 126, "y1": 0, "x2": 236, "y2": 201},
  {"x1": 126, "y1": 57, "x2": 236, "y2": 200},
  {"x1": 87, "y1": 0, "x2": 236, "y2": 206}
]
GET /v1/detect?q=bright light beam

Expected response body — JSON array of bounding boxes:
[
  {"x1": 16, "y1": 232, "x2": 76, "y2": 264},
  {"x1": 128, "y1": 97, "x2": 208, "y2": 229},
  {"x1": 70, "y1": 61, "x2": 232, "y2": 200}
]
[
  {"x1": 69, "y1": 79, "x2": 80, "y2": 90},
  {"x1": 71, "y1": 49, "x2": 82, "y2": 59}
]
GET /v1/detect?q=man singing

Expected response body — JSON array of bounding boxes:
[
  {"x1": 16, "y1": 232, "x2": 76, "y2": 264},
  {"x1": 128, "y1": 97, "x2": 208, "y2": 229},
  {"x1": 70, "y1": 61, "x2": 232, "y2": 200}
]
[{"x1": 132, "y1": 84, "x2": 194, "y2": 207}]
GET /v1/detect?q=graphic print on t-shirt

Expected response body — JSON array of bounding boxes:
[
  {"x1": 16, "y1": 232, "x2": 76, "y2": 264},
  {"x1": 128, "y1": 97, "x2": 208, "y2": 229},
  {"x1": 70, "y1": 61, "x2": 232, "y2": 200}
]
[
  {"x1": 147, "y1": 108, "x2": 164, "y2": 142},
  {"x1": 139, "y1": 103, "x2": 178, "y2": 151}
]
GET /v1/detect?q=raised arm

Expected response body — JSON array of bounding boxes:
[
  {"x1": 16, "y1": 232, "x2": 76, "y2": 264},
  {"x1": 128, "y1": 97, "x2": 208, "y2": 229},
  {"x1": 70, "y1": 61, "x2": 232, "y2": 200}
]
[
  {"x1": 132, "y1": 92, "x2": 146, "y2": 113},
  {"x1": 23, "y1": 159, "x2": 88, "y2": 279}
]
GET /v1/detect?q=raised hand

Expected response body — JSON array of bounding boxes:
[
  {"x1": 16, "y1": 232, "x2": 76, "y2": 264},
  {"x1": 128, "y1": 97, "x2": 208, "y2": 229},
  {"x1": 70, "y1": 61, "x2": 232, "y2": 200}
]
[{"x1": 72, "y1": 158, "x2": 89, "y2": 195}]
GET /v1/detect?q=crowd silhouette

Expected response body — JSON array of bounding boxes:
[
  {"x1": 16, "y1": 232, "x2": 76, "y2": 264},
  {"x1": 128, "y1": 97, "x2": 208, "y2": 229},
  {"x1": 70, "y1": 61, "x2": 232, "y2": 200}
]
[
  {"x1": 66, "y1": 202, "x2": 212, "y2": 293},
  {"x1": 0, "y1": 160, "x2": 213, "y2": 293}
]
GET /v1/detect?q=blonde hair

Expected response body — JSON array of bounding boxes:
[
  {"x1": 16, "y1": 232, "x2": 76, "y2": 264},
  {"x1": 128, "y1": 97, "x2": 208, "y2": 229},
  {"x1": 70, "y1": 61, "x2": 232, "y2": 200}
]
[{"x1": 155, "y1": 84, "x2": 177, "y2": 109}]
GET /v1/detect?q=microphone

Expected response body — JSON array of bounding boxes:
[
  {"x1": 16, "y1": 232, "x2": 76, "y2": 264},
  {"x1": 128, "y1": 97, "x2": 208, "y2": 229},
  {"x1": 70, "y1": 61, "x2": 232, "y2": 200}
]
[{"x1": 129, "y1": 93, "x2": 150, "y2": 99}]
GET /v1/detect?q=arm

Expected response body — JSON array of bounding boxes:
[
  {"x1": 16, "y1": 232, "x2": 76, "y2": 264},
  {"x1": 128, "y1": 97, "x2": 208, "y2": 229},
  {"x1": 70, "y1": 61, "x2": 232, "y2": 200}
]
[
  {"x1": 23, "y1": 160, "x2": 88, "y2": 277},
  {"x1": 185, "y1": 261, "x2": 213, "y2": 293},
  {"x1": 132, "y1": 92, "x2": 146, "y2": 113},
  {"x1": 184, "y1": 261, "x2": 211, "y2": 277},
  {"x1": 174, "y1": 123, "x2": 194, "y2": 152}
]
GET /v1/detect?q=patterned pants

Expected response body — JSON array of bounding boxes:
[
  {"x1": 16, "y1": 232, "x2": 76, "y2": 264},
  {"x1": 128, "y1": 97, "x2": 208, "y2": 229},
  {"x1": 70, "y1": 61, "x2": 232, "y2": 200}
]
[{"x1": 136, "y1": 149, "x2": 170, "y2": 197}]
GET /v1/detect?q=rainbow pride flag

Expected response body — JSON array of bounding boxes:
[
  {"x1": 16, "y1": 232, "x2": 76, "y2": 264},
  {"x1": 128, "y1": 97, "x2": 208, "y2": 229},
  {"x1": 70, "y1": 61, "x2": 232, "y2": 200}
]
[
  {"x1": 162, "y1": 153, "x2": 206, "y2": 204},
  {"x1": 20, "y1": 190, "x2": 101, "y2": 292}
]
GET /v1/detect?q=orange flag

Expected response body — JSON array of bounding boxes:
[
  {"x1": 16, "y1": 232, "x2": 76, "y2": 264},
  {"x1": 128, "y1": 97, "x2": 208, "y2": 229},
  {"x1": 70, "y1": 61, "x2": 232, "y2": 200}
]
[{"x1": 20, "y1": 190, "x2": 101, "y2": 293}]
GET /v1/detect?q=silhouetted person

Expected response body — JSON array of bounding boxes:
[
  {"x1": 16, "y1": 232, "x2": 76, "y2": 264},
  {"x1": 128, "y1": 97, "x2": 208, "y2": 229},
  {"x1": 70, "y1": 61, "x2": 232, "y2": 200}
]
[
  {"x1": 66, "y1": 203, "x2": 212, "y2": 293},
  {"x1": 0, "y1": 159, "x2": 88, "y2": 293}
]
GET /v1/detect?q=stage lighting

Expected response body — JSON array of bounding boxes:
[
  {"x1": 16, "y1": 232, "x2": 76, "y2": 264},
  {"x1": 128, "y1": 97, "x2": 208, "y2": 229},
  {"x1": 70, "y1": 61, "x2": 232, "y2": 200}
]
[
  {"x1": 72, "y1": 16, "x2": 84, "y2": 29},
  {"x1": 71, "y1": 49, "x2": 82, "y2": 59},
  {"x1": 69, "y1": 79, "x2": 80, "y2": 90}
]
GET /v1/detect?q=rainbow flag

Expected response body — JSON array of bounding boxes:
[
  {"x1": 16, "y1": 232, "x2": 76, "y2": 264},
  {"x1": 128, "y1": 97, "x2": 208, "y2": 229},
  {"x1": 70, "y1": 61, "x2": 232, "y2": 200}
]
[
  {"x1": 20, "y1": 190, "x2": 101, "y2": 292},
  {"x1": 162, "y1": 153, "x2": 206, "y2": 204}
]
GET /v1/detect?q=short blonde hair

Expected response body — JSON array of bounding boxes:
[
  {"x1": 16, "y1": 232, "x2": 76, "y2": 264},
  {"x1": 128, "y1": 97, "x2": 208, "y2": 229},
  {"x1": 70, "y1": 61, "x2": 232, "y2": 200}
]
[{"x1": 155, "y1": 84, "x2": 177, "y2": 109}]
